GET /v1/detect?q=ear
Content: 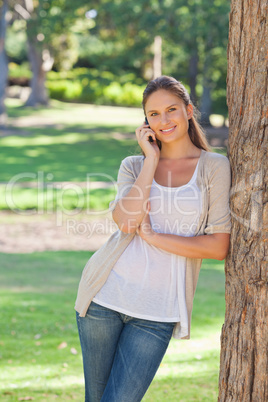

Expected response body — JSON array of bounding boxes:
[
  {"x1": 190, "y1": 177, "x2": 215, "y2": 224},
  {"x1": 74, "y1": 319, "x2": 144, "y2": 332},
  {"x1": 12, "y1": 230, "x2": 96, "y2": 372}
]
[{"x1": 186, "y1": 104, "x2": 194, "y2": 120}]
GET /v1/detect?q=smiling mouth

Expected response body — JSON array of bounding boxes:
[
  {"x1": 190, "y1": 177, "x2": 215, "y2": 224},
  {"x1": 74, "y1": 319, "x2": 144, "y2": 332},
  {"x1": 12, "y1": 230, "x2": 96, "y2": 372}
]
[{"x1": 160, "y1": 126, "x2": 176, "y2": 134}]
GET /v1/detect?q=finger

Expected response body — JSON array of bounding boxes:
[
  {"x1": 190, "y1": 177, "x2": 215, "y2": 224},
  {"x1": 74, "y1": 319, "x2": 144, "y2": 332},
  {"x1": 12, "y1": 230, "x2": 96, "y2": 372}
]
[
  {"x1": 136, "y1": 127, "x2": 157, "y2": 147},
  {"x1": 135, "y1": 126, "x2": 148, "y2": 141},
  {"x1": 136, "y1": 124, "x2": 153, "y2": 136},
  {"x1": 143, "y1": 200, "x2": 150, "y2": 216},
  {"x1": 143, "y1": 130, "x2": 156, "y2": 143},
  {"x1": 136, "y1": 123, "x2": 149, "y2": 134},
  {"x1": 144, "y1": 201, "x2": 150, "y2": 214}
]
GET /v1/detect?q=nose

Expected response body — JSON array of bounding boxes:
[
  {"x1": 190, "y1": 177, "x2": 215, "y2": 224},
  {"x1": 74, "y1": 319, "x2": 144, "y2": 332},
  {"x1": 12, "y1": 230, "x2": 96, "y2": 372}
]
[{"x1": 160, "y1": 113, "x2": 170, "y2": 125}]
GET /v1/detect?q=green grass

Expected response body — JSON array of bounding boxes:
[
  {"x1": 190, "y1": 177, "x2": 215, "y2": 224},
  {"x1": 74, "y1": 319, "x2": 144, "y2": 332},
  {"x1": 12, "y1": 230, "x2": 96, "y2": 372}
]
[
  {"x1": 0, "y1": 185, "x2": 117, "y2": 213},
  {"x1": 0, "y1": 252, "x2": 225, "y2": 401},
  {"x1": 2, "y1": 99, "x2": 142, "y2": 182},
  {"x1": 0, "y1": 99, "x2": 143, "y2": 212}
]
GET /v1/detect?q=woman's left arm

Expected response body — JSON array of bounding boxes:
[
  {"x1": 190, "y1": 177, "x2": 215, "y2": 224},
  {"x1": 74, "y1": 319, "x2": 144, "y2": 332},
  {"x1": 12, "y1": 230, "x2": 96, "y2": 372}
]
[{"x1": 137, "y1": 215, "x2": 230, "y2": 260}]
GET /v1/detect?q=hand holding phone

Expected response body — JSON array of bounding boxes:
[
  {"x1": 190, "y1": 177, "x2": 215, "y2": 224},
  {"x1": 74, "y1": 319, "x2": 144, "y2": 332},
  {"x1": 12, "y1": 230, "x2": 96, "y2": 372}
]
[{"x1": 145, "y1": 117, "x2": 154, "y2": 143}]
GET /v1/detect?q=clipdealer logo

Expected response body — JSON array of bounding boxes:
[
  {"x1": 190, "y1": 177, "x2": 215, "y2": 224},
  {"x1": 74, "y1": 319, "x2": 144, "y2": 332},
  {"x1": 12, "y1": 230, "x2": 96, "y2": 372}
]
[
  {"x1": 229, "y1": 169, "x2": 264, "y2": 233},
  {"x1": 4, "y1": 171, "x2": 118, "y2": 226}
]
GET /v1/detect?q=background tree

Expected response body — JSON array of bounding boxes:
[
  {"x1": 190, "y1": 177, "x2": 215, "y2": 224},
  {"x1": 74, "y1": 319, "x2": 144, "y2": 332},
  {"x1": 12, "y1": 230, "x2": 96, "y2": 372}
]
[
  {"x1": 4, "y1": 0, "x2": 231, "y2": 116},
  {"x1": 0, "y1": 0, "x2": 8, "y2": 126},
  {"x1": 13, "y1": 0, "x2": 87, "y2": 106},
  {"x1": 162, "y1": 0, "x2": 230, "y2": 122},
  {"x1": 218, "y1": 0, "x2": 267, "y2": 400},
  {"x1": 91, "y1": 0, "x2": 156, "y2": 78}
]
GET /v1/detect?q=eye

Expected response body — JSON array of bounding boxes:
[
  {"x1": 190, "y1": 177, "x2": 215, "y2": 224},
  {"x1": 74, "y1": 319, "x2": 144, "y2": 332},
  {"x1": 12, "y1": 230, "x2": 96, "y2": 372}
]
[
  {"x1": 150, "y1": 112, "x2": 158, "y2": 117},
  {"x1": 168, "y1": 107, "x2": 176, "y2": 112}
]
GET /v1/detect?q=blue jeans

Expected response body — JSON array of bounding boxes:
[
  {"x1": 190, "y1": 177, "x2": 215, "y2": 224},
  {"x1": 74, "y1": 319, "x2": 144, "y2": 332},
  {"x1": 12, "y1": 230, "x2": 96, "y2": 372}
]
[{"x1": 76, "y1": 301, "x2": 175, "y2": 402}]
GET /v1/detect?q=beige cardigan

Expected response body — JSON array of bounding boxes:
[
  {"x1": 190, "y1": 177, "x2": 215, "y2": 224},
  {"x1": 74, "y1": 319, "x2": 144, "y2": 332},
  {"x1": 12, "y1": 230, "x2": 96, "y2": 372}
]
[{"x1": 75, "y1": 150, "x2": 231, "y2": 339}]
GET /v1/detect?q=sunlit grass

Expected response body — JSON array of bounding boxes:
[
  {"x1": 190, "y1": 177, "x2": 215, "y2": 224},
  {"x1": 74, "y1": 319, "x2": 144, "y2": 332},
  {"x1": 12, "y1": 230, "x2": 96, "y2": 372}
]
[
  {"x1": 1, "y1": 132, "x2": 88, "y2": 147},
  {"x1": 1, "y1": 99, "x2": 142, "y2": 184},
  {"x1": 0, "y1": 253, "x2": 224, "y2": 401},
  {"x1": 0, "y1": 185, "x2": 116, "y2": 212},
  {"x1": 5, "y1": 98, "x2": 145, "y2": 126}
]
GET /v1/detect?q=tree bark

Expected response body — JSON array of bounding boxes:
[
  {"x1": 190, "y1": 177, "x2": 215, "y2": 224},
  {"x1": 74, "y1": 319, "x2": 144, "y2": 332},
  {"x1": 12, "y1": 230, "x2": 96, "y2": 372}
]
[
  {"x1": 200, "y1": 50, "x2": 213, "y2": 126},
  {"x1": 218, "y1": 1, "x2": 268, "y2": 401},
  {"x1": 0, "y1": 0, "x2": 8, "y2": 126},
  {"x1": 200, "y1": 83, "x2": 212, "y2": 126},
  {"x1": 189, "y1": 49, "x2": 198, "y2": 105},
  {"x1": 153, "y1": 35, "x2": 162, "y2": 79},
  {"x1": 25, "y1": 37, "x2": 50, "y2": 106}
]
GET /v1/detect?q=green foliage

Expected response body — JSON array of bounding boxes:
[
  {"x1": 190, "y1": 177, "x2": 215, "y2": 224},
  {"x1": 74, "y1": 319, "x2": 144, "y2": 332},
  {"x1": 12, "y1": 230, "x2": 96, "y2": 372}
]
[
  {"x1": 8, "y1": 62, "x2": 32, "y2": 79},
  {"x1": 7, "y1": 63, "x2": 145, "y2": 106},
  {"x1": 51, "y1": 32, "x2": 79, "y2": 71},
  {"x1": 5, "y1": 0, "x2": 230, "y2": 115},
  {"x1": 46, "y1": 79, "x2": 83, "y2": 101},
  {"x1": 6, "y1": 20, "x2": 28, "y2": 64},
  {"x1": 46, "y1": 68, "x2": 145, "y2": 106},
  {"x1": 7, "y1": 0, "x2": 90, "y2": 71},
  {"x1": 103, "y1": 82, "x2": 144, "y2": 106}
]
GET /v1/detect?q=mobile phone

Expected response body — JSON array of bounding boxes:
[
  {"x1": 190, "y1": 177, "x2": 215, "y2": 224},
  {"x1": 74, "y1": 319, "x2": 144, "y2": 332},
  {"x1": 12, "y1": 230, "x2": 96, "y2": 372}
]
[{"x1": 145, "y1": 117, "x2": 154, "y2": 143}]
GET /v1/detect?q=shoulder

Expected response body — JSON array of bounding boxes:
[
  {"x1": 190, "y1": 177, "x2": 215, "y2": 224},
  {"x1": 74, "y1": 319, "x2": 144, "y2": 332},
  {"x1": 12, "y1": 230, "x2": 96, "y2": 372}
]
[
  {"x1": 120, "y1": 155, "x2": 145, "y2": 175},
  {"x1": 202, "y1": 150, "x2": 230, "y2": 173},
  {"x1": 121, "y1": 155, "x2": 145, "y2": 165},
  {"x1": 202, "y1": 150, "x2": 229, "y2": 164}
]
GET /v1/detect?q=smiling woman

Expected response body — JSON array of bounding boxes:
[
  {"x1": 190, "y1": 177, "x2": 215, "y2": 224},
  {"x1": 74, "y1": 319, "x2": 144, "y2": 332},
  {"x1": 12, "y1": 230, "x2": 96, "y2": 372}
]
[
  {"x1": 145, "y1": 92, "x2": 192, "y2": 140},
  {"x1": 75, "y1": 75, "x2": 231, "y2": 402},
  {"x1": 142, "y1": 76, "x2": 210, "y2": 153}
]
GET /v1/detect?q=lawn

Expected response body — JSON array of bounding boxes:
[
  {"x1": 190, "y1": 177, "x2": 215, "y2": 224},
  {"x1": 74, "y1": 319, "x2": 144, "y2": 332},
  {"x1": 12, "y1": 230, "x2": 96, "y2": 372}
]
[
  {"x1": 0, "y1": 252, "x2": 225, "y2": 401},
  {"x1": 1, "y1": 99, "x2": 144, "y2": 213},
  {"x1": 2, "y1": 99, "x2": 143, "y2": 183}
]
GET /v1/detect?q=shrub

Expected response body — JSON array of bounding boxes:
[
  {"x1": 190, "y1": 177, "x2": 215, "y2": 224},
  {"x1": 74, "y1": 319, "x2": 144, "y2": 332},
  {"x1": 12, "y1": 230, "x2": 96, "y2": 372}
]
[{"x1": 8, "y1": 63, "x2": 146, "y2": 107}]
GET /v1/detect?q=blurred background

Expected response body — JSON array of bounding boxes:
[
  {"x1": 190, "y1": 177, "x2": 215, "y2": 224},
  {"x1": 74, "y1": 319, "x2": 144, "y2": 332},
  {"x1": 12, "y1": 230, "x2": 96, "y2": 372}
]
[{"x1": 0, "y1": 1, "x2": 230, "y2": 401}]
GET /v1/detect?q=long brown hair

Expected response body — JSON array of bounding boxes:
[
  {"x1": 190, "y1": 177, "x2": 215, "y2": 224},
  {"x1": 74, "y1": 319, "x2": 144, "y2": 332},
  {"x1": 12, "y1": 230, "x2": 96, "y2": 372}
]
[{"x1": 142, "y1": 76, "x2": 210, "y2": 152}]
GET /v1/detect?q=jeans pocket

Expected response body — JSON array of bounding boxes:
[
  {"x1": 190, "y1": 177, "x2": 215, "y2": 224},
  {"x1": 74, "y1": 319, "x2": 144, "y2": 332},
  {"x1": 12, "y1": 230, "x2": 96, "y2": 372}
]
[{"x1": 85, "y1": 301, "x2": 116, "y2": 320}]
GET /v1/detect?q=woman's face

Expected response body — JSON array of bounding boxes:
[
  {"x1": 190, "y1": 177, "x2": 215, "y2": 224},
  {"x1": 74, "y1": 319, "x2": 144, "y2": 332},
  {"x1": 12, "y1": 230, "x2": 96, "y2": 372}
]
[{"x1": 145, "y1": 89, "x2": 193, "y2": 144}]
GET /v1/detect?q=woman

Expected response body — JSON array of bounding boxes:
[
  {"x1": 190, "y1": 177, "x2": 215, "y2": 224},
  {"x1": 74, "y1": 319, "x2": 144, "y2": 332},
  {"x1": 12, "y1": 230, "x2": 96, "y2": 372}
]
[{"x1": 75, "y1": 76, "x2": 231, "y2": 402}]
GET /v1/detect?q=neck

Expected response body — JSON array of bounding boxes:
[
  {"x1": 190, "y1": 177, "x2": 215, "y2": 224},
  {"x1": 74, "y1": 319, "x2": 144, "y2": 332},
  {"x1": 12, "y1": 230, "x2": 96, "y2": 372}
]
[{"x1": 160, "y1": 137, "x2": 201, "y2": 160}]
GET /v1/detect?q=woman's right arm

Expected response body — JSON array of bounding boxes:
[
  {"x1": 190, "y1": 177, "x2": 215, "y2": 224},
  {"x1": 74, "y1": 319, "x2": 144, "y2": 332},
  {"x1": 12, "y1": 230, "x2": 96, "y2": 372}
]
[
  {"x1": 112, "y1": 156, "x2": 158, "y2": 233},
  {"x1": 112, "y1": 123, "x2": 160, "y2": 233}
]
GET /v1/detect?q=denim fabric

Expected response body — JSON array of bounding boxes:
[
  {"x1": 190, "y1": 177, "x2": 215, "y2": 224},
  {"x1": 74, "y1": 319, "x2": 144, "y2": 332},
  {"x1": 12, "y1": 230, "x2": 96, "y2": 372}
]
[{"x1": 76, "y1": 301, "x2": 175, "y2": 402}]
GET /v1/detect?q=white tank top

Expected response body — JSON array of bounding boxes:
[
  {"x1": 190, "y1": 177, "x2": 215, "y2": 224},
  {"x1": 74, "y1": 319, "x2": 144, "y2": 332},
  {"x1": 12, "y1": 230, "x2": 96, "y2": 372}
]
[{"x1": 94, "y1": 160, "x2": 202, "y2": 338}]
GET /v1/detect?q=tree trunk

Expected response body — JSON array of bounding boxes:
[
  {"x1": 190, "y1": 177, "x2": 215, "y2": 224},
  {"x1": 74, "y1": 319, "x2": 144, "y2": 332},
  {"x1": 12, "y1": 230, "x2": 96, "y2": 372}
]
[
  {"x1": 189, "y1": 49, "x2": 198, "y2": 105},
  {"x1": 200, "y1": 33, "x2": 214, "y2": 127},
  {"x1": 218, "y1": 1, "x2": 268, "y2": 401},
  {"x1": 200, "y1": 50, "x2": 213, "y2": 126},
  {"x1": 25, "y1": 38, "x2": 50, "y2": 106},
  {"x1": 200, "y1": 83, "x2": 212, "y2": 126},
  {"x1": 0, "y1": 0, "x2": 8, "y2": 126},
  {"x1": 153, "y1": 35, "x2": 162, "y2": 79}
]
